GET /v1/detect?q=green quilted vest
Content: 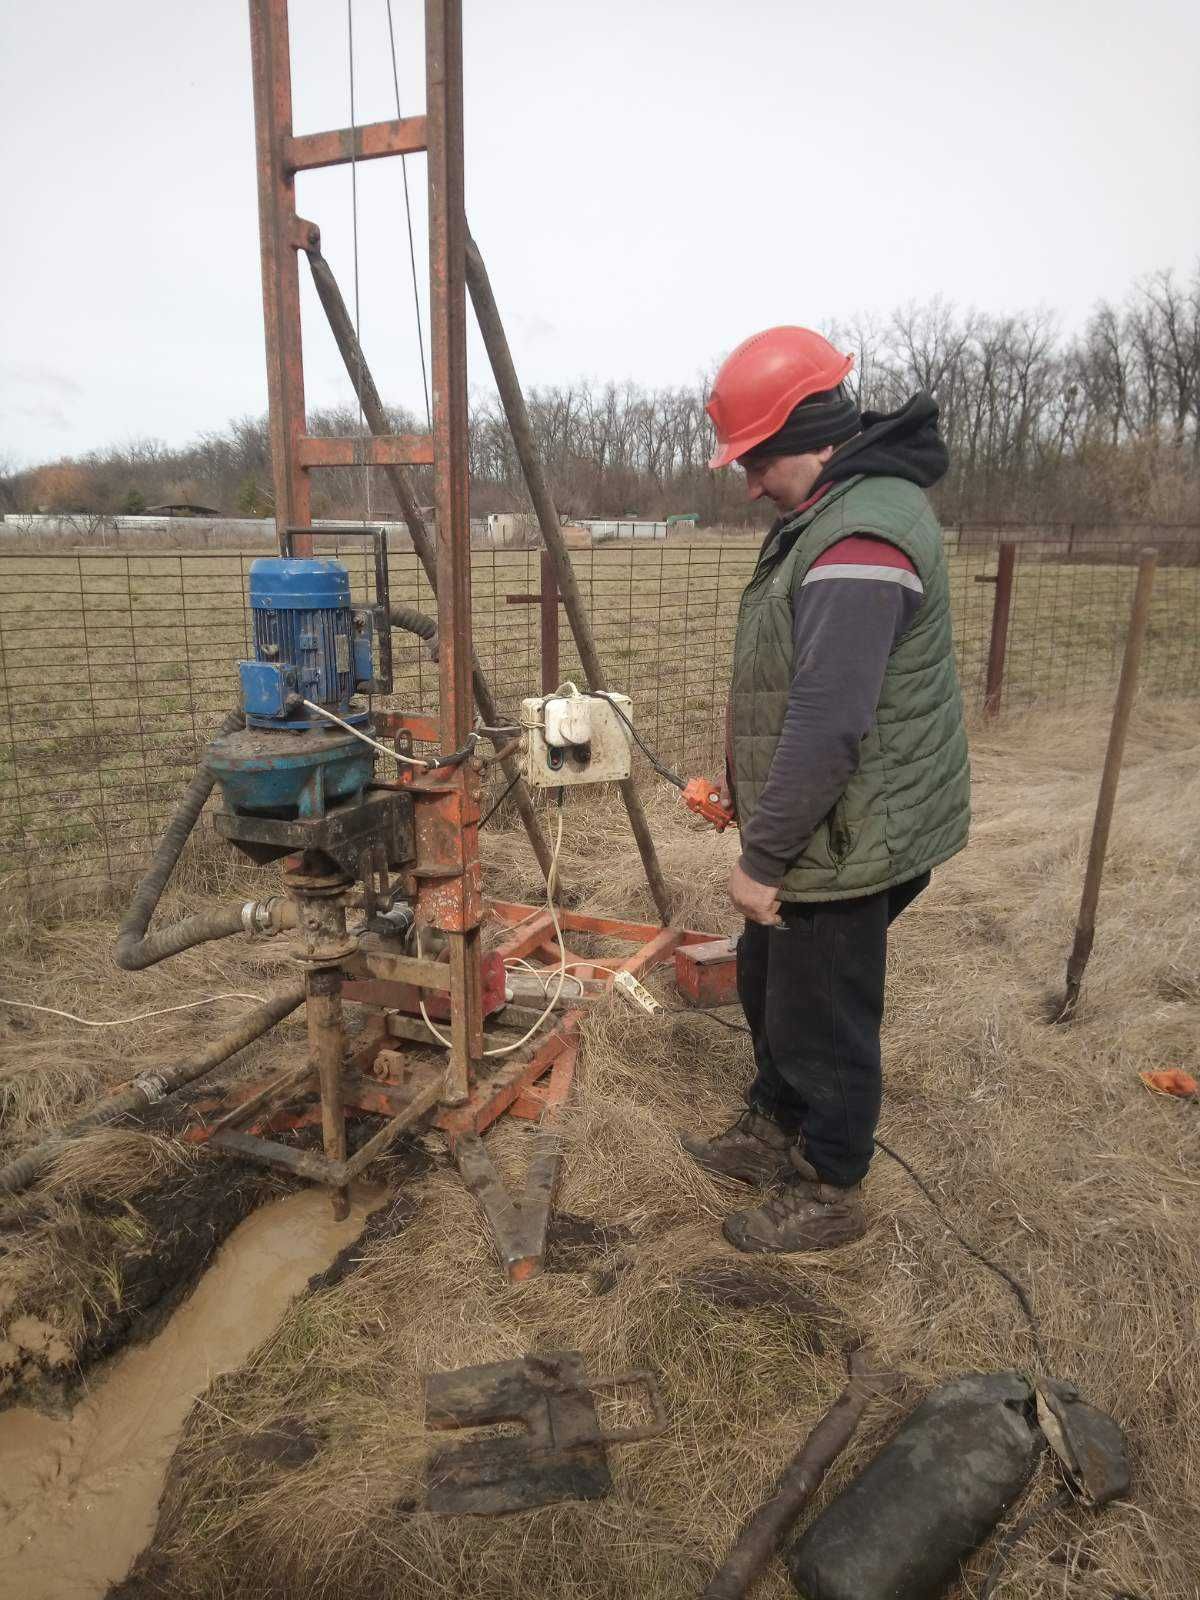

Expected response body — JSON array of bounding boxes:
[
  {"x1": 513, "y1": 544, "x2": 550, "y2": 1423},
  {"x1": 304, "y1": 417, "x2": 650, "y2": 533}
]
[{"x1": 730, "y1": 474, "x2": 970, "y2": 901}]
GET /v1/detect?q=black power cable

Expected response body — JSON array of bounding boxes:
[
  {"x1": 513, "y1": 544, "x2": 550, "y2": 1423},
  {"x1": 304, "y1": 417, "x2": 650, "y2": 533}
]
[
  {"x1": 478, "y1": 772, "x2": 521, "y2": 831},
  {"x1": 667, "y1": 1006, "x2": 750, "y2": 1033},
  {"x1": 580, "y1": 690, "x2": 689, "y2": 789},
  {"x1": 872, "y1": 1135, "x2": 1049, "y2": 1371}
]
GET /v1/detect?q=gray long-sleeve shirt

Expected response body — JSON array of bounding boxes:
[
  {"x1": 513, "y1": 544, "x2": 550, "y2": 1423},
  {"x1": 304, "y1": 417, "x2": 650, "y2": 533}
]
[{"x1": 737, "y1": 533, "x2": 924, "y2": 887}]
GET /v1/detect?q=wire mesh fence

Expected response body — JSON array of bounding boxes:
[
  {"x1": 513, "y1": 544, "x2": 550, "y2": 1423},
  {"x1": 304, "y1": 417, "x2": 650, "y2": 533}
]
[{"x1": 1, "y1": 535, "x2": 1197, "y2": 912}]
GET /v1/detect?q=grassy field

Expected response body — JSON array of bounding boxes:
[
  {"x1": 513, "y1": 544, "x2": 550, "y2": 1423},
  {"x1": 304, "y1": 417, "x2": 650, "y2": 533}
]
[
  {"x1": 1, "y1": 540, "x2": 1197, "y2": 913},
  {"x1": 1, "y1": 705, "x2": 1197, "y2": 1598}
]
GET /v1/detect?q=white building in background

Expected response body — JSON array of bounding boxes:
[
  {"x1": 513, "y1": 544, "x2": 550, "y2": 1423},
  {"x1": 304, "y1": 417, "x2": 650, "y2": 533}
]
[
  {"x1": 576, "y1": 518, "x2": 667, "y2": 542},
  {"x1": 485, "y1": 512, "x2": 537, "y2": 546}
]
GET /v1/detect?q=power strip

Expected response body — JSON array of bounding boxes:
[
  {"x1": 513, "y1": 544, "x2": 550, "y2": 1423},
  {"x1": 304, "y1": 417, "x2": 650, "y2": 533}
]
[{"x1": 612, "y1": 970, "x2": 664, "y2": 1015}]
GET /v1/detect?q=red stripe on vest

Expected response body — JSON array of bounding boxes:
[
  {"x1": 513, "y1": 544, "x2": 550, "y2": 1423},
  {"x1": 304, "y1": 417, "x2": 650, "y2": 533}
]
[{"x1": 810, "y1": 534, "x2": 917, "y2": 573}]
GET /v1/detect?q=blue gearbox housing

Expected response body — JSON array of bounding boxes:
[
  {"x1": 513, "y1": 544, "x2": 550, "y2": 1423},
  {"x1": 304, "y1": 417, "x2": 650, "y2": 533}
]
[{"x1": 238, "y1": 557, "x2": 375, "y2": 729}]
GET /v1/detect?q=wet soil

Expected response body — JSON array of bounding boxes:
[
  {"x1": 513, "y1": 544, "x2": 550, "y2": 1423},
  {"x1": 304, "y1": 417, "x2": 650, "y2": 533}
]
[
  {"x1": 0, "y1": 1184, "x2": 384, "y2": 1600},
  {"x1": 0, "y1": 1156, "x2": 279, "y2": 1414}
]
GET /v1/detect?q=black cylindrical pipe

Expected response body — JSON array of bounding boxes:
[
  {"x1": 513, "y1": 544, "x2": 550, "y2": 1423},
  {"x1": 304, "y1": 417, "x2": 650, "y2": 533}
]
[{"x1": 391, "y1": 602, "x2": 439, "y2": 653}]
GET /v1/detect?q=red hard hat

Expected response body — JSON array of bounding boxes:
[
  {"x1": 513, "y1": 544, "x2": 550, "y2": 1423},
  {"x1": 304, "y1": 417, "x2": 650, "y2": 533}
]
[{"x1": 706, "y1": 327, "x2": 854, "y2": 469}]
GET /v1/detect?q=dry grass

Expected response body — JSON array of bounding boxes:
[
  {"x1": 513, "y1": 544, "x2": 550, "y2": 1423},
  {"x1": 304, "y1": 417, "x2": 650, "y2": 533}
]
[
  {"x1": 66, "y1": 699, "x2": 1194, "y2": 1600},
  {"x1": 0, "y1": 842, "x2": 300, "y2": 1362}
]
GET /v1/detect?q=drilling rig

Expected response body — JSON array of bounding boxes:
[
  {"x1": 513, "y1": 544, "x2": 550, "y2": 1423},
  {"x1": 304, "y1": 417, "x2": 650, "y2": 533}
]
[{"x1": 101, "y1": 0, "x2": 736, "y2": 1280}]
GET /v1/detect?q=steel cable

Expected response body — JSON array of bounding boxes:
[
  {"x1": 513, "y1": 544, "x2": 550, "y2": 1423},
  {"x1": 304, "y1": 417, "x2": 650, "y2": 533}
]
[{"x1": 385, "y1": 0, "x2": 432, "y2": 429}]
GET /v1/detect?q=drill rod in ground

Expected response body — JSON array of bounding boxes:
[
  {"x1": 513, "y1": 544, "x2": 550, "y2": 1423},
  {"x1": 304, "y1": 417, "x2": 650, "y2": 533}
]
[
  {"x1": 701, "y1": 1347, "x2": 900, "y2": 1600},
  {"x1": 307, "y1": 968, "x2": 349, "y2": 1220},
  {"x1": 303, "y1": 238, "x2": 556, "y2": 889},
  {"x1": 1059, "y1": 548, "x2": 1158, "y2": 1020},
  {"x1": 464, "y1": 229, "x2": 674, "y2": 925}
]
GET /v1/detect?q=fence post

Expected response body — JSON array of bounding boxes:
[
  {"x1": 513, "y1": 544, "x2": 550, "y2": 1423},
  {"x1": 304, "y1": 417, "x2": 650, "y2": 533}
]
[
  {"x1": 539, "y1": 545, "x2": 559, "y2": 695},
  {"x1": 1058, "y1": 548, "x2": 1158, "y2": 1018},
  {"x1": 983, "y1": 540, "x2": 1017, "y2": 716}
]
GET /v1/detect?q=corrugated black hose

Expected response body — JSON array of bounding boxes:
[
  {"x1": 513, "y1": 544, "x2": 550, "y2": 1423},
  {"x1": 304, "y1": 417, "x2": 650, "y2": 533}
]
[
  {"x1": 390, "y1": 602, "x2": 438, "y2": 656},
  {"x1": 113, "y1": 707, "x2": 249, "y2": 971}
]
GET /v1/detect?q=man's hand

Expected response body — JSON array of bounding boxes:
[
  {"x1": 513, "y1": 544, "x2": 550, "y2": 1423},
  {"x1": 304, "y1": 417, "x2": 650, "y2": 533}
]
[{"x1": 728, "y1": 861, "x2": 783, "y2": 926}]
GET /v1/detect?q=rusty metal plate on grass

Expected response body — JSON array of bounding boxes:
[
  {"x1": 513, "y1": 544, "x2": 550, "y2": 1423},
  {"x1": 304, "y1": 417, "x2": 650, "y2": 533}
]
[{"x1": 424, "y1": 1351, "x2": 665, "y2": 1515}]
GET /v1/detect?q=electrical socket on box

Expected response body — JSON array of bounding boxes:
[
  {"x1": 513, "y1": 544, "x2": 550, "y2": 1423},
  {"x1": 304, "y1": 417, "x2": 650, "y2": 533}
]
[{"x1": 519, "y1": 691, "x2": 634, "y2": 789}]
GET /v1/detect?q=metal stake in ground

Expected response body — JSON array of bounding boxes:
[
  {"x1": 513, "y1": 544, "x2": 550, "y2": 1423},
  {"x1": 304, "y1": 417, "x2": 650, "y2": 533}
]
[
  {"x1": 1058, "y1": 547, "x2": 1158, "y2": 1021},
  {"x1": 464, "y1": 228, "x2": 674, "y2": 926}
]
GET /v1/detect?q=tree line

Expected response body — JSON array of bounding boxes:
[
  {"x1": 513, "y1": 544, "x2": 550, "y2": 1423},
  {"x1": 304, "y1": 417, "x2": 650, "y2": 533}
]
[{"x1": 4, "y1": 265, "x2": 1197, "y2": 529}]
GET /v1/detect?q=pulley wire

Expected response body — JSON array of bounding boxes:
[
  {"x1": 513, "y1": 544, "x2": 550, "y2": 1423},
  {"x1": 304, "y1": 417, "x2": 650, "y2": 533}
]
[
  {"x1": 346, "y1": 0, "x2": 372, "y2": 527},
  {"x1": 385, "y1": 0, "x2": 432, "y2": 431}
]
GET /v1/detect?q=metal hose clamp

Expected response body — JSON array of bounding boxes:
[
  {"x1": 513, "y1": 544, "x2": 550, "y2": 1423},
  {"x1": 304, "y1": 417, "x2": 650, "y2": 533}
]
[
  {"x1": 132, "y1": 1073, "x2": 170, "y2": 1105},
  {"x1": 241, "y1": 897, "x2": 281, "y2": 938}
]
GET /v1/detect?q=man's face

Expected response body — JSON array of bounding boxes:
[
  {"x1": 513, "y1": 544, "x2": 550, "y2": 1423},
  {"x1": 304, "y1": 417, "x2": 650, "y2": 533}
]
[{"x1": 738, "y1": 446, "x2": 834, "y2": 512}]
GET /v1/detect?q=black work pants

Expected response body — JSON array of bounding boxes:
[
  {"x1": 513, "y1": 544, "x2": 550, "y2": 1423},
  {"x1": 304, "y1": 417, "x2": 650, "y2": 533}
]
[{"x1": 737, "y1": 873, "x2": 929, "y2": 1187}]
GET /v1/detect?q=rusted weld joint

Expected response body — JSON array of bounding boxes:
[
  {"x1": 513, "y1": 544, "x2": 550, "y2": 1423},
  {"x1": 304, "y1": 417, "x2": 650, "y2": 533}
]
[{"x1": 285, "y1": 865, "x2": 358, "y2": 968}]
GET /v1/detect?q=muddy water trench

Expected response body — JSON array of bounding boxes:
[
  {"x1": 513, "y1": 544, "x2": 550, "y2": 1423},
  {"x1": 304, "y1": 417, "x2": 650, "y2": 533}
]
[{"x1": 0, "y1": 1184, "x2": 385, "y2": 1600}]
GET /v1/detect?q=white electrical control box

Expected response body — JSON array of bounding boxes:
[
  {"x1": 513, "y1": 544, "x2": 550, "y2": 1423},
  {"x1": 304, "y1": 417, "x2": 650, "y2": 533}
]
[{"x1": 519, "y1": 690, "x2": 634, "y2": 788}]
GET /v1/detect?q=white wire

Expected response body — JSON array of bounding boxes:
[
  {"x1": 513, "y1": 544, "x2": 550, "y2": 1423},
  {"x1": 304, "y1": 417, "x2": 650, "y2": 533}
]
[
  {"x1": 504, "y1": 955, "x2": 550, "y2": 995},
  {"x1": 301, "y1": 699, "x2": 430, "y2": 766},
  {"x1": 504, "y1": 958, "x2": 589, "y2": 1001},
  {"x1": 503, "y1": 958, "x2": 624, "y2": 1005},
  {"x1": 0, "y1": 994, "x2": 266, "y2": 1029},
  {"x1": 562, "y1": 960, "x2": 625, "y2": 980},
  {"x1": 420, "y1": 806, "x2": 568, "y2": 1058}
]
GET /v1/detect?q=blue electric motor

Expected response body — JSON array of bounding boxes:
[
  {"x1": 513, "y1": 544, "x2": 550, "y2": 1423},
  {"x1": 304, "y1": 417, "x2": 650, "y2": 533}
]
[
  {"x1": 238, "y1": 557, "x2": 375, "y2": 728},
  {"x1": 206, "y1": 555, "x2": 381, "y2": 825}
]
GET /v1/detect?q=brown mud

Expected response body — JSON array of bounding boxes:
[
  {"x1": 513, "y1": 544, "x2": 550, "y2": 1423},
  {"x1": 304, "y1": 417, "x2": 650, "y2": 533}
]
[{"x1": 0, "y1": 1184, "x2": 383, "y2": 1600}]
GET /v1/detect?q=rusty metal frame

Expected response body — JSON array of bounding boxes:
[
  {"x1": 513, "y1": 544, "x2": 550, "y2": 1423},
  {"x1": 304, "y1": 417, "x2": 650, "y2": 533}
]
[
  {"x1": 187, "y1": 894, "x2": 715, "y2": 1277},
  {"x1": 233, "y1": 0, "x2": 694, "y2": 1277},
  {"x1": 246, "y1": 0, "x2": 481, "y2": 1105}
]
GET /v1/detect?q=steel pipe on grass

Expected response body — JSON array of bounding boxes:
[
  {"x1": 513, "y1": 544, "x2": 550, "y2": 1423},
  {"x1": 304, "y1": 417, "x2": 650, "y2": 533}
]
[{"x1": 0, "y1": 982, "x2": 306, "y2": 1194}]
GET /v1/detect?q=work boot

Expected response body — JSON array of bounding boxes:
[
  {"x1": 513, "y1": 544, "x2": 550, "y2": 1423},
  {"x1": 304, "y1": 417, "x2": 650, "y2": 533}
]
[
  {"x1": 679, "y1": 1108, "x2": 794, "y2": 1187},
  {"x1": 722, "y1": 1151, "x2": 867, "y2": 1254}
]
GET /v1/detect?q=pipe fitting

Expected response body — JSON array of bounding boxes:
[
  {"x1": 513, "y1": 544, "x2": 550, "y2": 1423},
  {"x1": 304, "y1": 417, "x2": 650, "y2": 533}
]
[{"x1": 240, "y1": 896, "x2": 296, "y2": 939}]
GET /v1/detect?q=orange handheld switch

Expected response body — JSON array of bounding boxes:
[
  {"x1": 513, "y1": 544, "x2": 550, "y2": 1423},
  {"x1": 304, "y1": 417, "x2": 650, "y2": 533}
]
[{"x1": 681, "y1": 775, "x2": 735, "y2": 832}]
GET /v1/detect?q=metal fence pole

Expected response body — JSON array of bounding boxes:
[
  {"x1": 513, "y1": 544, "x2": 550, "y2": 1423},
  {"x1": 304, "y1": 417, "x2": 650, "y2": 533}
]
[
  {"x1": 983, "y1": 540, "x2": 1017, "y2": 716},
  {"x1": 539, "y1": 546, "x2": 560, "y2": 695},
  {"x1": 1058, "y1": 548, "x2": 1158, "y2": 1019}
]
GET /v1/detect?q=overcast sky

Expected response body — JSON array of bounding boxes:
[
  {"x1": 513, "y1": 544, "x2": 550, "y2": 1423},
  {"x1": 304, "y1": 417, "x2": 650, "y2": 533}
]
[{"x1": 2, "y1": 0, "x2": 1197, "y2": 466}]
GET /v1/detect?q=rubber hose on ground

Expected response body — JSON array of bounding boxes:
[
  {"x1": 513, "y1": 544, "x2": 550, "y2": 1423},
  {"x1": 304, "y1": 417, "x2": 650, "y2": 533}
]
[
  {"x1": 0, "y1": 981, "x2": 306, "y2": 1194},
  {"x1": 114, "y1": 707, "x2": 247, "y2": 971}
]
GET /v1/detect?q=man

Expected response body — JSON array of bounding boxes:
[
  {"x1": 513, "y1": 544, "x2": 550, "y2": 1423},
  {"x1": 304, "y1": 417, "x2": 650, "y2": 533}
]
[{"x1": 682, "y1": 326, "x2": 970, "y2": 1254}]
